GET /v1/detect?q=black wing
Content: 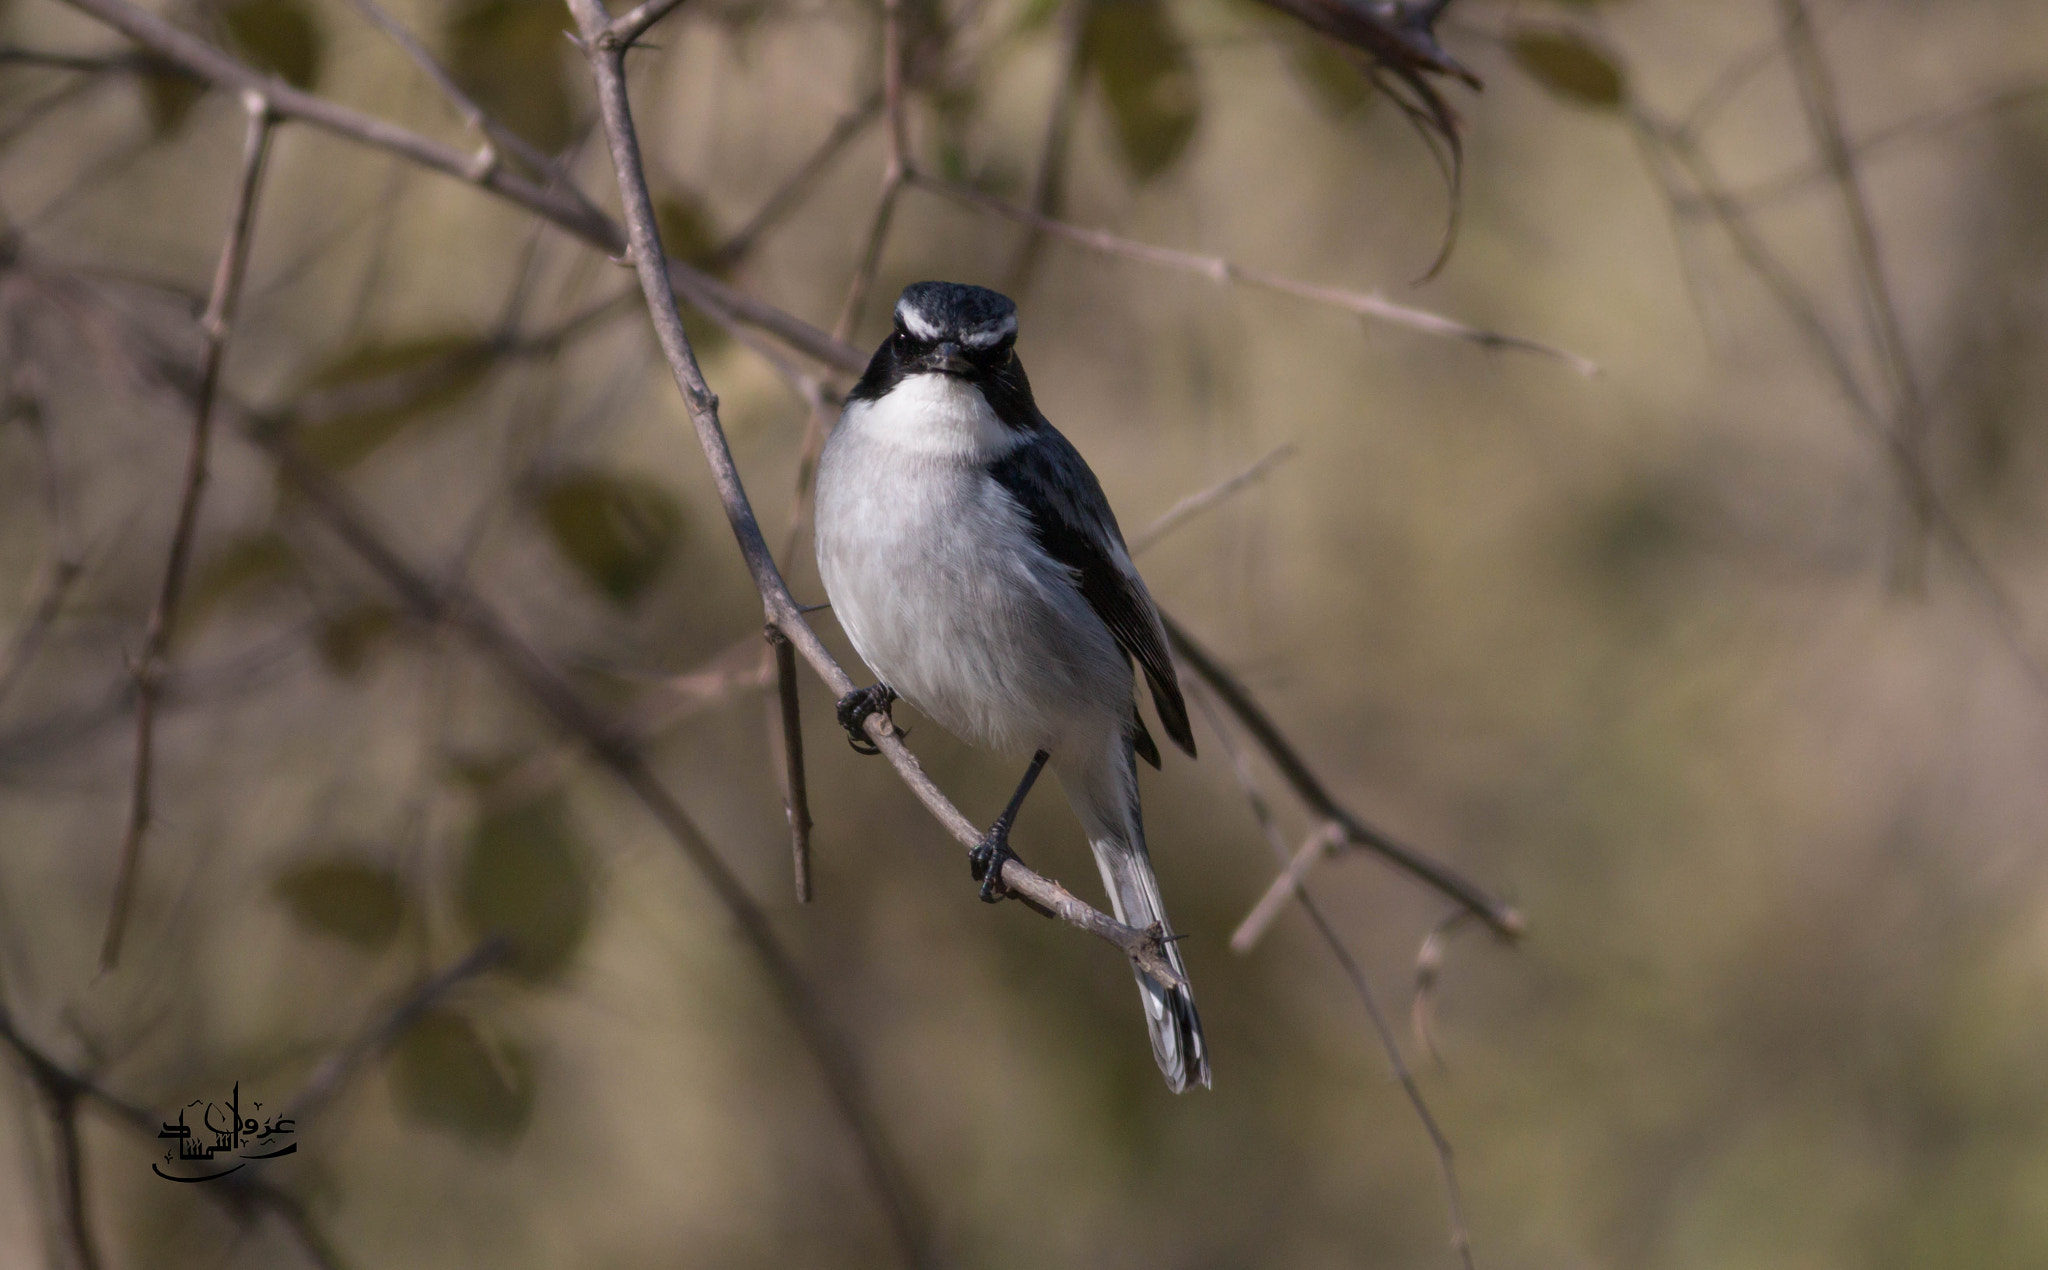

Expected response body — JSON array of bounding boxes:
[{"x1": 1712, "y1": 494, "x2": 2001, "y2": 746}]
[{"x1": 987, "y1": 428, "x2": 1196, "y2": 763}]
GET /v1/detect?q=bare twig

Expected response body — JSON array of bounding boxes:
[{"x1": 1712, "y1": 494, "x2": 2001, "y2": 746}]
[
  {"x1": 1130, "y1": 443, "x2": 1297, "y2": 556},
  {"x1": 1187, "y1": 685, "x2": 1476, "y2": 1270},
  {"x1": 1004, "y1": 0, "x2": 1091, "y2": 289},
  {"x1": 1717, "y1": 82, "x2": 2048, "y2": 211},
  {"x1": 259, "y1": 424, "x2": 942, "y2": 1270},
  {"x1": 1632, "y1": 108, "x2": 2048, "y2": 698},
  {"x1": 1165, "y1": 613, "x2": 1524, "y2": 940},
  {"x1": 338, "y1": 0, "x2": 589, "y2": 197},
  {"x1": 1774, "y1": 0, "x2": 1933, "y2": 587},
  {"x1": 766, "y1": 625, "x2": 815, "y2": 903},
  {"x1": 910, "y1": 171, "x2": 1599, "y2": 374},
  {"x1": 0, "y1": 393, "x2": 84, "y2": 717},
  {"x1": 1230, "y1": 820, "x2": 1343, "y2": 952},
  {"x1": 610, "y1": 0, "x2": 694, "y2": 49},
  {"x1": 0, "y1": 1006, "x2": 341, "y2": 1270},
  {"x1": 711, "y1": 92, "x2": 883, "y2": 270},
  {"x1": 830, "y1": 0, "x2": 912, "y2": 341},
  {"x1": 52, "y1": 0, "x2": 855, "y2": 375},
  {"x1": 100, "y1": 93, "x2": 275, "y2": 973},
  {"x1": 288, "y1": 937, "x2": 512, "y2": 1122},
  {"x1": 49, "y1": 1090, "x2": 101, "y2": 1270}
]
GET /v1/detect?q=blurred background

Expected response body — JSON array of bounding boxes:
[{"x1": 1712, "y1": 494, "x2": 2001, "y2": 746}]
[{"x1": 3, "y1": 0, "x2": 2048, "y2": 1265}]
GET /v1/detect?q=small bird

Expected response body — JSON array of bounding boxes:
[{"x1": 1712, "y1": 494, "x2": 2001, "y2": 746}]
[{"x1": 815, "y1": 280, "x2": 1210, "y2": 1092}]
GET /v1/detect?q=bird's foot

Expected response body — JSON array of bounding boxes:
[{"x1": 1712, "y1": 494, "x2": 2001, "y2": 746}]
[
  {"x1": 969, "y1": 828, "x2": 1024, "y2": 904},
  {"x1": 835, "y1": 684, "x2": 898, "y2": 755}
]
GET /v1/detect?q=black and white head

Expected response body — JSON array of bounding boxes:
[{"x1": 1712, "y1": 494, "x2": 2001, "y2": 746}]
[{"x1": 847, "y1": 281, "x2": 1040, "y2": 427}]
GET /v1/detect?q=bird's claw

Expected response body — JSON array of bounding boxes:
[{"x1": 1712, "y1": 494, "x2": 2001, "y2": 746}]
[
  {"x1": 835, "y1": 684, "x2": 897, "y2": 755},
  {"x1": 969, "y1": 831, "x2": 1023, "y2": 904}
]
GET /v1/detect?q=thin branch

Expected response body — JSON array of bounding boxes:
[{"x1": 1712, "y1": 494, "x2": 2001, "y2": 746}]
[
  {"x1": 0, "y1": 44, "x2": 184, "y2": 75},
  {"x1": 766, "y1": 625, "x2": 815, "y2": 903},
  {"x1": 337, "y1": 0, "x2": 587, "y2": 197},
  {"x1": 1231, "y1": 820, "x2": 1343, "y2": 952},
  {"x1": 710, "y1": 91, "x2": 883, "y2": 270},
  {"x1": 1301, "y1": 884, "x2": 1475, "y2": 1269},
  {"x1": 829, "y1": 0, "x2": 912, "y2": 342},
  {"x1": 611, "y1": 0, "x2": 694, "y2": 49},
  {"x1": 909, "y1": 171, "x2": 1599, "y2": 374},
  {"x1": 564, "y1": 0, "x2": 1181, "y2": 990},
  {"x1": 49, "y1": 1090, "x2": 101, "y2": 1270},
  {"x1": 258, "y1": 425, "x2": 942, "y2": 1270},
  {"x1": 51, "y1": 0, "x2": 853, "y2": 376},
  {"x1": 1775, "y1": 0, "x2": 1933, "y2": 586},
  {"x1": 1005, "y1": 0, "x2": 1092, "y2": 290},
  {"x1": 1164, "y1": 614, "x2": 1525, "y2": 940},
  {"x1": 1632, "y1": 108, "x2": 2048, "y2": 698},
  {"x1": 1130, "y1": 443, "x2": 1297, "y2": 556},
  {"x1": 1187, "y1": 685, "x2": 1475, "y2": 1270},
  {"x1": 0, "y1": 393, "x2": 84, "y2": 717},
  {"x1": 100, "y1": 93, "x2": 275, "y2": 973},
  {"x1": 288, "y1": 937, "x2": 512, "y2": 1122},
  {"x1": 1716, "y1": 81, "x2": 2048, "y2": 212},
  {"x1": 833, "y1": 176, "x2": 906, "y2": 343},
  {"x1": 0, "y1": 1006, "x2": 342, "y2": 1270}
]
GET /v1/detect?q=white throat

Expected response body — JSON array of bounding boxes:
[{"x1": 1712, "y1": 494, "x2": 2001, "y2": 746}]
[{"x1": 843, "y1": 373, "x2": 1021, "y2": 460}]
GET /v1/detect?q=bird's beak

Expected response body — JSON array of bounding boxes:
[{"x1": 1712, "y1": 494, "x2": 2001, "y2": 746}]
[{"x1": 918, "y1": 341, "x2": 973, "y2": 376}]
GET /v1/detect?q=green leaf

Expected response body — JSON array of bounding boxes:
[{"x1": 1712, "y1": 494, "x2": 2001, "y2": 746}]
[
  {"x1": 222, "y1": 0, "x2": 323, "y2": 90},
  {"x1": 389, "y1": 1008, "x2": 535, "y2": 1145},
  {"x1": 295, "y1": 334, "x2": 493, "y2": 470},
  {"x1": 184, "y1": 531, "x2": 299, "y2": 631},
  {"x1": 1084, "y1": 0, "x2": 1201, "y2": 181},
  {"x1": 274, "y1": 858, "x2": 406, "y2": 950},
  {"x1": 142, "y1": 73, "x2": 206, "y2": 136},
  {"x1": 1509, "y1": 28, "x2": 1626, "y2": 109},
  {"x1": 1288, "y1": 37, "x2": 1375, "y2": 121},
  {"x1": 316, "y1": 603, "x2": 398, "y2": 675},
  {"x1": 534, "y1": 468, "x2": 683, "y2": 606},
  {"x1": 445, "y1": 0, "x2": 578, "y2": 154},
  {"x1": 457, "y1": 791, "x2": 593, "y2": 981}
]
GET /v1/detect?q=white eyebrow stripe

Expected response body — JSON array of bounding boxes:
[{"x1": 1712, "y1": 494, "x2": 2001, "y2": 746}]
[
  {"x1": 959, "y1": 312, "x2": 1017, "y2": 348},
  {"x1": 896, "y1": 301, "x2": 941, "y2": 340}
]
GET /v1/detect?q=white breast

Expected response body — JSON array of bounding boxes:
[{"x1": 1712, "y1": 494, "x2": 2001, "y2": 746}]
[
  {"x1": 839, "y1": 373, "x2": 1021, "y2": 461},
  {"x1": 813, "y1": 379, "x2": 1129, "y2": 758}
]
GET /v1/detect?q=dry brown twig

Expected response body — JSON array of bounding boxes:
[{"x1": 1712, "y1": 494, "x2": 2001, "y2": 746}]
[
  {"x1": 0, "y1": 389, "x2": 84, "y2": 718},
  {"x1": 909, "y1": 171, "x2": 1600, "y2": 375},
  {"x1": 100, "y1": 91, "x2": 276, "y2": 973},
  {"x1": 1186, "y1": 683, "x2": 1478, "y2": 1270}
]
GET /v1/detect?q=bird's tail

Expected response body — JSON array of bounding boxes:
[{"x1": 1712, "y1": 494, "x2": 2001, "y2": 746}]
[{"x1": 1067, "y1": 734, "x2": 1210, "y2": 1093}]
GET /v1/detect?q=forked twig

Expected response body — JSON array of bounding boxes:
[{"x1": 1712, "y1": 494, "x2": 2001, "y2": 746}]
[{"x1": 1166, "y1": 614, "x2": 1524, "y2": 940}]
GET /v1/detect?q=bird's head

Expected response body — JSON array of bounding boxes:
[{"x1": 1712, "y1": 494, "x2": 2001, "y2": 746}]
[{"x1": 884, "y1": 281, "x2": 1017, "y2": 378}]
